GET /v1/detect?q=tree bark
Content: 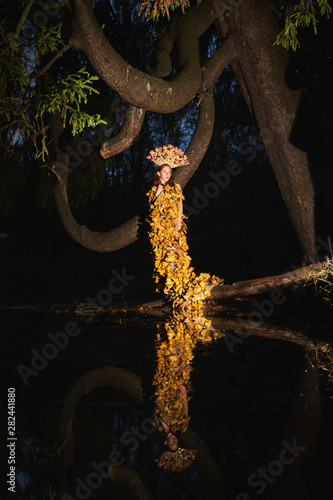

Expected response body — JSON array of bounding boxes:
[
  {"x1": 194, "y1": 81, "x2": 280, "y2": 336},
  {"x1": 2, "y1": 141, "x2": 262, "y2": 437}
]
[
  {"x1": 71, "y1": 0, "x2": 202, "y2": 113},
  {"x1": 214, "y1": 0, "x2": 316, "y2": 261},
  {"x1": 181, "y1": 427, "x2": 225, "y2": 500},
  {"x1": 51, "y1": 109, "x2": 139, "y2": 251},
  {"x1": 59, "y1": 366, "x2": 143, "y2": 473},
  {"x1": 100, "y1": 105, "x2": 145, "y2": 158},
  {"x1": 108, "y1": 466, "x2": 152, "y2": 500},
  {"x1": 209, "y1": 261, "x2": 328, "y2": 300}
]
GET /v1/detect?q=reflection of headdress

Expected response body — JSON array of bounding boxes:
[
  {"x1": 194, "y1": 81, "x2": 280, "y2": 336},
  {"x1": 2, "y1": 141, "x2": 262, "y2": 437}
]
[
  {"x1": 155, "y1": 447, "x2": 197, "y2": 472},
  {"x1": 147, "y1": 144, "x2": 189, "y2": 169}
]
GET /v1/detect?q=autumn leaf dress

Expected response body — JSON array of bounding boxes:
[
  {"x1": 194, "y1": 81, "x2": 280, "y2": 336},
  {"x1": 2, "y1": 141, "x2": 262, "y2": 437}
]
[{"x1": 147, "y1": 183, "x2": 222, "y2": 311}]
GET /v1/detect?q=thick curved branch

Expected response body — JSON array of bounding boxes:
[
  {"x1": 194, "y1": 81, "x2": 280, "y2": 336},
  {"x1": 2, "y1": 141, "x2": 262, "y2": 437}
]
[
  {"x1": 153, "y1": 0, "x2": 218, "y2": 77},
  {"x1": 175, "y1": 89, "x2": 215, "y2": 187},
  {"x1": 100, "y1": 105, "x2": 145, "y2": 159},
  {"x1": 71, "y1": 0, "x2": 201, "y2": 113},
  {"x1": 52, "y1": 111, "x2": 139, "y2": 251},
  {"x1": 108, "y1": 466, "x2": 152, "y2": 500},
  {"x1": 203, "y1": 35, "x2": 237, "y2": 89},
  {"x1": 175, "y1": 36, "x2": 236, "y2": 186}
]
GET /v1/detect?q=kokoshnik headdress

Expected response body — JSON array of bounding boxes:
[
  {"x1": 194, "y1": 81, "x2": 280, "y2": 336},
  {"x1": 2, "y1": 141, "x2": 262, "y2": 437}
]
[
  {"x1": 155, "y1": 447, "x2": 197, "y2": 472},
  {"x1": 147, "y1": 144, "x2": 189, "y2": 169}
]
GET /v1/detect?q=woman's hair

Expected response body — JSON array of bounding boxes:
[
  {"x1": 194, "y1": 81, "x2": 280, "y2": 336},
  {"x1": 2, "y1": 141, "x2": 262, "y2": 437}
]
[{"x1": 154, "y1": 164, "x2": 176, "y2": 188}]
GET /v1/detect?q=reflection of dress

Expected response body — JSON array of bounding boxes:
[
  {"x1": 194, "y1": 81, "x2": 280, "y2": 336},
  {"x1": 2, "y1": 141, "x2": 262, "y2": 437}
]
[
  {"x1": 152, "y1": 312, "x2": 223, "y2": 438},
  {"x1": 147, "y1": 183, "x2": 222, "y2": 310}
]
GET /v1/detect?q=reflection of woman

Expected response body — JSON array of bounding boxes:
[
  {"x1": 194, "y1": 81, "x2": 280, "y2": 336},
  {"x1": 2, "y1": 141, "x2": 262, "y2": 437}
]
[
  {"x1": 152, "y1": 311, "x2": 224, "y2": 472},
  {"x1": 152, "y1": 313, "x2": 196, "y2": 472},
  {"x1": 154, "y1": 381, "x2": 196, "y2": 472},
  {"x1": 146, "y1": 145, "x2": 222, "y2": 311}
]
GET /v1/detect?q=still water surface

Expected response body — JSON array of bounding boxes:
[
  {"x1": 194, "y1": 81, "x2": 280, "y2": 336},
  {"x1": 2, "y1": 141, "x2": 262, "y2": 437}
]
[{"x1": 1, "y1": 307, "x2": 333, "y2": 500}]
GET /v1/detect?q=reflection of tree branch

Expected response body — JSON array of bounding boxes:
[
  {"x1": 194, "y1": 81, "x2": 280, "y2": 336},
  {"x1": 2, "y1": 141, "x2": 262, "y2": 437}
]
[
  {"x1": 266, "y1": 359, "x2": 321, "y2": 499},
  {"x1": 207, "y1": 315, "x2": 313, "y2": 347},
  {"x1": 181, "y1": 427, "x2": 225, "y2": 500},
  {"x1": 108, "y1": 466, "x2": 152, "y2": 500},
  {"x1": 59, "y1": 367, "x2": 143, "y2": 473}
]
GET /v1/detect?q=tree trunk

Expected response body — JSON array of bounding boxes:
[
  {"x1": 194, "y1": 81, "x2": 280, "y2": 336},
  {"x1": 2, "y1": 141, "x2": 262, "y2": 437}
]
[
  {"x1": 129, "y1": 261, "x2": 330, "y2": 305},
  {"x1": 214, "y1": 0, "x2": 316, "y2": 262},
  {"x1": 209, "y1": 261, "x2": 327, "y2": 300}
]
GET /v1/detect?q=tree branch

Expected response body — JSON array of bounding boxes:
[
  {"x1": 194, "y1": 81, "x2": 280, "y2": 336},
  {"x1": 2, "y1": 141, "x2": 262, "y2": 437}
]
[
  {"x1": 100, "y1": 105, "x2": 145, "y2": 159},
  {"x1": 152, "y1": 0, "x2": 218, "y2": 77},
  {"x1": 175, "y1": 88, "x2": 215, "y2": 187},
  {"x1": 13, "y1": 0, "x2": 35, "y2": 40},
  {"x1": 108, "y1": 466, "x2": 152, "y2": 500},
  {"x1": 71, "y1": 0, "x2": 202, "y2": 113},
  {"x1": 51, "y1": 110, "x2": 140, "y2": 251},
  {"x1": 29, "y1": 43, "x2": 72, "y2": 85}
]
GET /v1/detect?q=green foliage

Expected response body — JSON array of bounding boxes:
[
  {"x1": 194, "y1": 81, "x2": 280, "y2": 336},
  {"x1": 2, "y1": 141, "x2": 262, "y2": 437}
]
[
  {"x1": 275, "y1": 0, "x2": 332, "y2": 51},
  {"x1": 138, "y1": 0, "x2": 201, "y2": 21},
  {"x1": 36, "y1": 69, "x2": 105, "y2": 159},
  {"x1": 33, "y1": 22, "x2": 64, "y2": 60},
  {"x1": 0, "y1": 18, "x2": 106, "y2": 161},
  {"x1": 0, "y1": 23, "x2": 28, "y2": 91},
  {"x1": 43, "y1": 486, "x2": 57, "y2": 500}
]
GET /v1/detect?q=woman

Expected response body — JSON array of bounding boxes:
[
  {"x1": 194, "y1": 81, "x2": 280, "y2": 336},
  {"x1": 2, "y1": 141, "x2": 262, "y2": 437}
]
[
  {"x1": 146, "y1": 145, "x2": 222, "y2": 311},
  {"x1": 154, "y1": 382, "x2": 197, "y2": 472}
]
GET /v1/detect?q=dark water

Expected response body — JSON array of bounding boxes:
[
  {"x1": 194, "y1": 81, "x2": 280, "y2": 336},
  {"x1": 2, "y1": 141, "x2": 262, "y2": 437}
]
[{"x1": 1, "y1": 306, "x2": 333, "y2": 500}]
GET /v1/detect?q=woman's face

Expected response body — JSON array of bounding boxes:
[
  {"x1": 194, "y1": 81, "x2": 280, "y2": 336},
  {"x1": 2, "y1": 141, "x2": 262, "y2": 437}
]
[
  {"x1": 158, "y1": 165, "x2": 172, "y2": 184},
  {"x1": 166, "y1": 434, "x2": 179, "y2": 451}
]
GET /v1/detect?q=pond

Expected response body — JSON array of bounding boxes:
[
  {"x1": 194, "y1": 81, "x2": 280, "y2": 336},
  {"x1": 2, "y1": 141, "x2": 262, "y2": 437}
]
[{"x1": 1, "y1": 304, "x2": 333, "y2": 500}]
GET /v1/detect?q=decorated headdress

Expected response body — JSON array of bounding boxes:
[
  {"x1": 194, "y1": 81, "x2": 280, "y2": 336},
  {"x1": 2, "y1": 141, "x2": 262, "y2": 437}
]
[
  {"x1": 147, "y1": 144, "x2": 189, "y2": 169},
  {"x1": 155, "y1": 448, "x2": 197, "y2": 472}
]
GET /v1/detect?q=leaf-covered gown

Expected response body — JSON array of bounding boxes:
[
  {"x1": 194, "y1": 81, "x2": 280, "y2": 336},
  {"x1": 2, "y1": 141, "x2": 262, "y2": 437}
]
[{"x1": 147, "y1": 183, "x2": 222, "y2": 311}]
